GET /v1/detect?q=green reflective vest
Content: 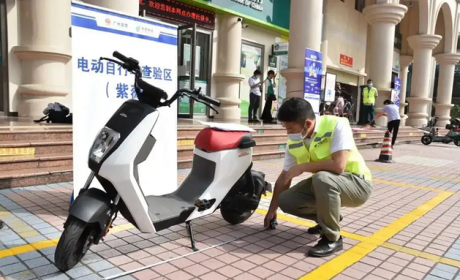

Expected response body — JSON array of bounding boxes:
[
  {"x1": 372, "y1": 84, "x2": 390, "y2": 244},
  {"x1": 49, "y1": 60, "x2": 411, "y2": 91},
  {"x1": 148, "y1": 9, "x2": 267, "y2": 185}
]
[
  {"x1": 363, "y1": 87, "x2": 377, "y2": 105},
  {"x1": 287, "y1": 115, "x2": 372, "y2": 181}
]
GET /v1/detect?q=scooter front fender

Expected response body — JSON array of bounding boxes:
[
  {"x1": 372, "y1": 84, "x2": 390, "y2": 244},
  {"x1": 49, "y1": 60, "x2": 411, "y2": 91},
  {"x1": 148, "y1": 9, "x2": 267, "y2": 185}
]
[{"x1": 67, "y1": 188, "x2": 112, "y2": 229}]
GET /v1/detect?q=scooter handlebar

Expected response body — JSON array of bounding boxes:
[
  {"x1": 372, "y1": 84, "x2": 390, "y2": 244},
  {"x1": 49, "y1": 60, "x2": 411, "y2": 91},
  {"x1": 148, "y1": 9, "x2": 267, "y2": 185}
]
[
  {"x1": 198, "y1": 94, "x2": 221, "y2": 107},
  {"x1": 113, "y1": 51, "x2": 128, "y2": 63}
]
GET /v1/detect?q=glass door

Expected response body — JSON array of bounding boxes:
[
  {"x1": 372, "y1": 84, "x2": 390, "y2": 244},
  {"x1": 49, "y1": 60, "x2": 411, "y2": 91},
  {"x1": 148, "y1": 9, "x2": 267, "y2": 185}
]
[{"x1": 177, "y1": 24, "x2": 196, "y2": 119}]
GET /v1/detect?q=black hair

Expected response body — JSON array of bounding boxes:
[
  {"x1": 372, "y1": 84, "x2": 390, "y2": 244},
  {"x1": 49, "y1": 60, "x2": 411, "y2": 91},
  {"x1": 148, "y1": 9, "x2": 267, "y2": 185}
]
[
  {"x1": 383, "y1": 99, "x2": 393, "y2": 105},
  {"x1": 253, "y1": 69, "x2": 261, "y2": 76},
  {"x1": 277, "y1": 98, "x2": 315, "y2": 125},
  {"x1": 267, "y1": 70, "x2": 275, "y2": 75},
  {"x1": 367, "y1": 79, "x2": 373, "y2": 83}
]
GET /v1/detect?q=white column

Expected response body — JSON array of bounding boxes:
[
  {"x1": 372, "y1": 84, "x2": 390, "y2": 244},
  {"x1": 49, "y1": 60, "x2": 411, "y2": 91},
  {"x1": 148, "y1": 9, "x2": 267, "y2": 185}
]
[
  {"x1": 281, "y1": 0, "x2": 323, "y2": 99},
  {"x1": 433, "y1": 53, "x2": 460, "y2": 127},
  {"x1": 398, "y1": 55, "x2": 412, "y2": 126},
  {"x1": 13, "y1": 0, "x2": 71, "y2": 117},
  {"x1": 406, "y1": 34, "x2": 441, "y2": 127},
  {"x1": 212, "y1": 15, "x2": 244, "y2": 120},
  {"x1": 84, "y1": 0, "x2": 139, "y2": 16},
  {"x1": 363, "y1": 3, "x2": 407, "y2": 126}
]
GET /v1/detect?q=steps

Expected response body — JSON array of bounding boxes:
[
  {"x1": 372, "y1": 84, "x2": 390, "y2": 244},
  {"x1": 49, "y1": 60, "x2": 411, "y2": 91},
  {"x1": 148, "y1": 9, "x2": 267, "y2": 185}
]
[
  {"x1": 0, "y1": 123, "x2": 425, "y2": 189},
  {"x1": 0, "y1": 129, "x2": 73, "y2": 189},
  {"x1": 177, "y1": 125, "x2": 425, "y2": 169}
]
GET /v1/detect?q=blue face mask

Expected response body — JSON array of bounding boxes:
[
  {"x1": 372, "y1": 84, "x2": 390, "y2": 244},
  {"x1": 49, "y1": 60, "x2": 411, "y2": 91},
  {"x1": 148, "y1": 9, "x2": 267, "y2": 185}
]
[{"x1": 368, "y1": 83, "x2": 373, "y2": 87}]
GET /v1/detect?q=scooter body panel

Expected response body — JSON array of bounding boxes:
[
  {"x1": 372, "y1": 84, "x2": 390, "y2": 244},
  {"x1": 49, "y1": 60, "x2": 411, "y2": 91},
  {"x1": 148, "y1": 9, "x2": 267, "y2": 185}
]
[
  {"x1": 98, "y1": 110, "x2": 159, "y2": 233},
  {"x1": 68, "y1": 188, "x2": 112, "y2": 228},
  {"x1": 185, "y1": 147, "x2": 252, "y2": 221}
]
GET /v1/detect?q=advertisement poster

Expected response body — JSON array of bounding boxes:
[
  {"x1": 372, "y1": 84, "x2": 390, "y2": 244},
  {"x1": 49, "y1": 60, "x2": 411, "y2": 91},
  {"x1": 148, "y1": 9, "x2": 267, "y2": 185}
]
[
  {"x1": 393, "y1": 77, "x2": 401, "y2": 106},
  {"x1": 240, "y1": 43, "x2": 262, "y2": 117},
  {"x1": 304, "y1": 48, "x2": 323, "y2": 114},
  {"x1": 324, "y1": 72, "x2": 337, "y2": 102},
  {"x1": 71, "y1": 3, "x2": 178, "y2": 196}
]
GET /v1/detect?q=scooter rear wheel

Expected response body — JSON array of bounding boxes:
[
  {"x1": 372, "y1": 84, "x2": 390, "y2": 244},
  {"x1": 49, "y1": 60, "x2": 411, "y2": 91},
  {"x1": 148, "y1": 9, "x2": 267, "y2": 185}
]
[
  {"x1": 220, "y1": 193, "x2": 262, "y2": 225},
  {"x1": 54, "y1": 218, "x2": 97, "y2": 272},
  {"x1": 454, "y1": 140, "x2": 460, "y2": 147},
  {"x1": 221, "y1": 208, "x2": 255, "y2": 225}
]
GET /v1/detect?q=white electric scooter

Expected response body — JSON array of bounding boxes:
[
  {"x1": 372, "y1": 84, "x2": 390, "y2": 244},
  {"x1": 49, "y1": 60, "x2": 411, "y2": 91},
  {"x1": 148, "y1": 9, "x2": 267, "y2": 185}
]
[{"x1": 54, "y1": 51, "x2": 272, "y2": 272}]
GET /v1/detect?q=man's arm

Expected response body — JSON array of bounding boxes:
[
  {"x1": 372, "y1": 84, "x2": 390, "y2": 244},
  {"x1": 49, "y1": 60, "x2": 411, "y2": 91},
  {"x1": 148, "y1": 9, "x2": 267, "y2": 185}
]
[
  {"x1": 268, "y1": 171, "x2": 291, "y2": 212},
  {"x1": 374, "y1": 88, "x2": 378, "y2": 97},
  {"x1": 268, "y1": 149, "x2": 295, "y2": 211}
]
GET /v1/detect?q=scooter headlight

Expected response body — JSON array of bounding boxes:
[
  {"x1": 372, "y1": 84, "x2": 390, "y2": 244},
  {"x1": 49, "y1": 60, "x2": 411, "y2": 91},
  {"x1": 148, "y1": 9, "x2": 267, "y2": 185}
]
[{"x1": 89, "y1": 127, "x2": 120, "y2": 163}]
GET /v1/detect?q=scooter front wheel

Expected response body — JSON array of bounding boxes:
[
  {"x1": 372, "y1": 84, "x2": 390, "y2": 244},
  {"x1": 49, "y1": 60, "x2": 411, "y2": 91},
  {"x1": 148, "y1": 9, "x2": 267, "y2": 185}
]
[
  {"x1": 454, "y1": 140, "x2": 460, "y2": 147},
  {"x1": 421, "y1": 135, "x2": 433, "y2": 145},
  {"x1": 54, "y1": 218, "x2": 97, "y2": 272}
]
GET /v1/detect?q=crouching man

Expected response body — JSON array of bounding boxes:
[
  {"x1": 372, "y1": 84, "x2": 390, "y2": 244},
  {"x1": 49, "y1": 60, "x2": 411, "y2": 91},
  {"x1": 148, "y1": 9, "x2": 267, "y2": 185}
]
[{"x1": 264, "y1": 98, "x2": 373, "y2": 257}]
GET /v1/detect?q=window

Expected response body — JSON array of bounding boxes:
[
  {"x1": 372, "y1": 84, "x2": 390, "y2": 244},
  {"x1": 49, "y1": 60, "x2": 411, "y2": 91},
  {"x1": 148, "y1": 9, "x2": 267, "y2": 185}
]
[{"x1": 355, "y1": 0, "x2": 365, "y2": 12}]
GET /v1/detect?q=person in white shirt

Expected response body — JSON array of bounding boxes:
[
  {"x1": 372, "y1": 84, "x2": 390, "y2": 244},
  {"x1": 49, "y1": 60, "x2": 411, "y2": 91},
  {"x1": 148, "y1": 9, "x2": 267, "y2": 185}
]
[
  {"x1": 248, "y1": 70, "x2": 262, "y2": 122},
  {"x1": 374, "y1": 99, "x2": 401, "y2": 147}
]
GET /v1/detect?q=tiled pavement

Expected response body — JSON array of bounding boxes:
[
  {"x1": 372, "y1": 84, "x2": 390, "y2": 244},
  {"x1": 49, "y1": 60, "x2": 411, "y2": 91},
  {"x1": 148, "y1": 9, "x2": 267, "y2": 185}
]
[{"x1": 1, "y1": 143, "x2": 460, "y2": 279}]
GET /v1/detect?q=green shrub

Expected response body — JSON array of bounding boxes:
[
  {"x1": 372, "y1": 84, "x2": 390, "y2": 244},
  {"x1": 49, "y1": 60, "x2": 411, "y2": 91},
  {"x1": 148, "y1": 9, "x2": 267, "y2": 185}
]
[{"x1": 452, "y1": 104, "x2": 460, "y2": 119}]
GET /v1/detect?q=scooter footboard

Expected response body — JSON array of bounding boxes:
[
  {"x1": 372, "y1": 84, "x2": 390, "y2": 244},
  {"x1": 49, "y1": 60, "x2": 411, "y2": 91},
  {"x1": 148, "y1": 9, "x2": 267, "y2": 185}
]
[{"x1": 67, "y1": 188, "x2": 112, "y2": 229}]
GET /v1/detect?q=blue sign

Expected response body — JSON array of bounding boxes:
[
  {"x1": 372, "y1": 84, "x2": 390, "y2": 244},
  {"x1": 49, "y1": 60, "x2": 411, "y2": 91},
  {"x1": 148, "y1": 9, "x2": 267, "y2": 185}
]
[
  {"x1": 394, "y1": 77, "x2": 401, "y2": 106},
  {"x1": 304, "y1": 48, "x2": 323, "y2": 113}
]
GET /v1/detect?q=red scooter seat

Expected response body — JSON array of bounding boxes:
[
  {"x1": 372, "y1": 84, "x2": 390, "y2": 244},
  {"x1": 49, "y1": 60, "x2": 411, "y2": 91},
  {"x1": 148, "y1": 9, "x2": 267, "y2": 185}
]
[{"x1": 194, "y1": 127, "x2": 255, "y2": 152}]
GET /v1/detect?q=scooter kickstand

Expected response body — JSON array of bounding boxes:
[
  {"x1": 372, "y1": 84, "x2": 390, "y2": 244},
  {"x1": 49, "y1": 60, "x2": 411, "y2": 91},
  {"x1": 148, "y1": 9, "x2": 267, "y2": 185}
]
[{"x1": 186, "y1": 221, "x2": 198, "y2": 252}]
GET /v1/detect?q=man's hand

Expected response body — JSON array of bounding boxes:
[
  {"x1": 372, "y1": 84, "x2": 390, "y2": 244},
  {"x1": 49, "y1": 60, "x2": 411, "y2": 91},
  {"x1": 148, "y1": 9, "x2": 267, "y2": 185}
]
[
  {"x1": 284, "y1": 164, "x2": 305, "y2": 185},
  {"x1": 264, "y1": 210, "x2": 277, "y2": 228}
]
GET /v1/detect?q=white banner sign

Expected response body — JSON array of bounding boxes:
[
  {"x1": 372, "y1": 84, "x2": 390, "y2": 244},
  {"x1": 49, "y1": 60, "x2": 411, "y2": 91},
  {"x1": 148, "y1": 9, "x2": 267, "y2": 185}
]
[
  {"x1": 71, "y1": 3, "x2": 178, "y2": 196},
  {"x1": 324, "y1": 72, "x2": 337, "y2": 102}
]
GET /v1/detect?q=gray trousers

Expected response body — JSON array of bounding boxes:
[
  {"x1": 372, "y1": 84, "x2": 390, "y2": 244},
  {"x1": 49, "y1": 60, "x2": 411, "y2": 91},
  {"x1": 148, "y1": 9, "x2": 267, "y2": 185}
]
[{"x1": 278, "y1": 171, "x2": 373, "y2": 241}]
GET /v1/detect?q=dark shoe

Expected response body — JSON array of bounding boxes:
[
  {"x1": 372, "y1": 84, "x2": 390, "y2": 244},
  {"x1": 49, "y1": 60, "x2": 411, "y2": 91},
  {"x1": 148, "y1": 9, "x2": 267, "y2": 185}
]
[
  {"x1": 307, "y1": 215, "x2": 343, "y2": 235},
  {"x1": 0, "y1": 220, "x2": 5, "y2": 229},
  {"x1": 308, "y1": 236, "x2": 343, "y2": 257}
]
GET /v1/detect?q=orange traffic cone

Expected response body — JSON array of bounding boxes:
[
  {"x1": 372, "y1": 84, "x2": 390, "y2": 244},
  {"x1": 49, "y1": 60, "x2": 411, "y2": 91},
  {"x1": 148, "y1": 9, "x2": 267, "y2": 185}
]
[{"x1": 376, "y1": 131, "x2": 393, "y2": 163}]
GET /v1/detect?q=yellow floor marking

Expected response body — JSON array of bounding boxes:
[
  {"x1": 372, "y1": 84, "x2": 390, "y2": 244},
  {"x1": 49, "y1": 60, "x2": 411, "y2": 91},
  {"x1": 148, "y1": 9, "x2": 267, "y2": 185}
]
[
  {"x1": 0, "y1": 222, "x2": 134, "y2": 259},
  {"x1": 1, "y1": 199, "x2": 459, "y2": 270},
  {"x1": 430, "y1": 175, "x2": 460, "y2": 183},
  {"x1": 299, "y1": 191, "x2": 452, "y2": 280},
  {"x1": 0, "y1": 147, "x2": 35, "y2": 156},
  {"x1": 0, "y1": 125, "x2": 71, "y2": 129},
  {"x1": 177, "y1": 139, "x2": 194, "y2": 146},
  {"x1": 373, "y1": 178, "x2": 455, "y2": 194},
  {"x1": 256, "y1": 161, "x2": 450, "y2": 194},
  {"x1": 0, "y1": 206, "x2": 40, "y2": 239}
]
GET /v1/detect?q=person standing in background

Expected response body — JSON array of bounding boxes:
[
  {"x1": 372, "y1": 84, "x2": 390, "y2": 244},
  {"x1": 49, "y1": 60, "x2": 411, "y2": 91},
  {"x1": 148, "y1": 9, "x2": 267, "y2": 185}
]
[
  {"x1": 261, "y1": 70, "x2": 277, "y2": 124},
  {"x1": 373, "y1": 99, "x2": 401, "y2": 147},
  {"x1": 362, "y1": 79, "x2": 378, "y2": 127},
  {"x1": 248, "y1": 70, "x2": 263, "y2": 122}
]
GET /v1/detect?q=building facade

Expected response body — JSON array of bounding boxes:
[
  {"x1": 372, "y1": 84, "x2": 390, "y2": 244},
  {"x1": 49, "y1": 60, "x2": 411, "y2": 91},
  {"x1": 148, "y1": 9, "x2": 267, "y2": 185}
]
[{"x1": 0, "y1": 0, "x2": 459, "y2": 127}]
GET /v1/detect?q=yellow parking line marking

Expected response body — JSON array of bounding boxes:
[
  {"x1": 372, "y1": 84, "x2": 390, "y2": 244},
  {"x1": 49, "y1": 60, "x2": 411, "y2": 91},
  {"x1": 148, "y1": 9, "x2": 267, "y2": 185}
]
[
  {"x1": 372, "y1": 179, "x2": 451, "y2": 194},
  {"x1": 1, "y1": 200, "x2": 459, "y2": 271},
  {"x1": 430, "y1": 175, "x2": 460, "y2": 183},
  {"x1": 0, "y1": 206, "x2": 40, "y2": 239},
  {"x1": 0, "y1": 222, "x2": 135, "y2": 259},
  {"x1": 299, "y1": 191, "x2": 452, "y2": 280}
]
